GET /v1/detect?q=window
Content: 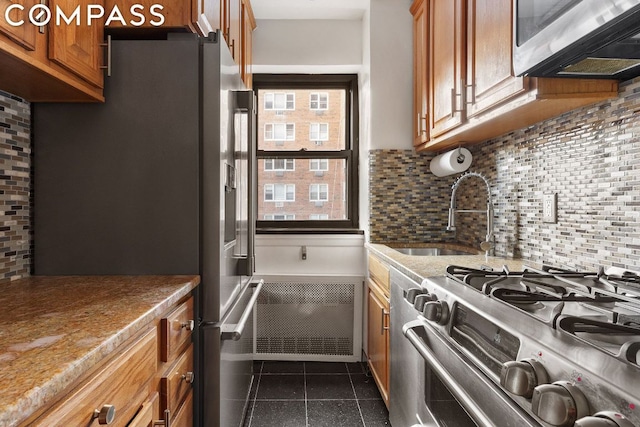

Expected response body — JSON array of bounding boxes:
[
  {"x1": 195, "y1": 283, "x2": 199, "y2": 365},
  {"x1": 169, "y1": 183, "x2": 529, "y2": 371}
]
[
  {"x1": 265, "y1": 93, "x2": 295, "y2": 110},
  {"x1": 310, "y1": 92, "x2": 328, "y2": 110},
  {"x1": 264, "y1": 184, "x2": 295, "y2": 202},
  {"x1": 309, "y1": 214, "x2": 329, "y2": 220},
  {"x1": 264, "y1": 123, "x2": 295, "y2": 141},
  {"x1": 255, "y1": 74, "x2": 359, "y2": 230},
  {"x1": 309, "y1": 123, "x2": 329, "y2": 141},
  {"x1": 309, "y1": 184, "x2": 329, "y2": 202},
  {"x1": 309, "y1": 159, "x2": 329, "y2": 171},
  {"x1": 265, "y1": 214, "x2": 296, "y2": 220},
  {"x1": 265, "y1": 159, "x2": 295, "y2": 171}
]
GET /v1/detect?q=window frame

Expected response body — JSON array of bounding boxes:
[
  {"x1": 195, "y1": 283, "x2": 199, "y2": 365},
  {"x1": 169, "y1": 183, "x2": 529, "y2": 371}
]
[
  {"x1": 264, "y1": 92, "x2": 296, "y2": 110},
  {"x1": 264, "y1": 183, "x2": 296, "y2": 202},
  {"x1": 254, "y1": 74, "x2": 360, "y2": 231},
  {"x1": 264, "y1": 123, "x2": 295, "y2": 141},
  {"x1": 310, "y1": 92, "x2": 329, "y2": 110},
  {"x1": 309, "y1": 122, "x2": 329, "y2": 142}
]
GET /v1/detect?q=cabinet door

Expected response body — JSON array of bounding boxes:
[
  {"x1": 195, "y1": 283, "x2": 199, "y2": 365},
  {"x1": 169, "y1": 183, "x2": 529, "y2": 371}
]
[
  {"x1": 466, "y1": 0, "x2": 528, "y2": 117},
  {"x1": 429, "y1": 0, "x2": 465, "y2": 138},
  {"x1": 0, "y1": 0, "x2": 37, "y2": 50},
  {"x1": 48, "y1": 0, "x2": 104, "y2": 87},
  {"x1": 367, "y1": 282, "x2": 389, "y2": 405},
  {"x1": 411, "y1": 0, "x2": 429, "y2": 147},
  {"x1": 227, "y1": 0, "x2": 241, "y2": 63},
  {"x1": 241, "y1": 0, "x2": 255, "y2": 88}
]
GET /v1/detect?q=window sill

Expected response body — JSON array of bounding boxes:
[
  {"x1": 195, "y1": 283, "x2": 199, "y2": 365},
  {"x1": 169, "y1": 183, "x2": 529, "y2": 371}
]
[{"x1": 257, "y1": 228, "x2": 365, "y2": 235}]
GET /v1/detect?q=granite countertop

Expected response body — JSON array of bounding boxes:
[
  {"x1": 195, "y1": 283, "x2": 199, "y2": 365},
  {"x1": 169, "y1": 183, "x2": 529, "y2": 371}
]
[
  {"x1": 0, "y1": 275, "x2": 200, "y2": 427},
  {"x1": 366, "y1": 242, "x2": 535, "y2": 283}
]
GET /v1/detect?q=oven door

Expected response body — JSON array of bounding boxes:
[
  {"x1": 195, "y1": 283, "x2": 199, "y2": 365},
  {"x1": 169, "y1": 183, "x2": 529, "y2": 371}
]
[{"x1": 402, "y1": 319, "x2": 540, "y2": 427}]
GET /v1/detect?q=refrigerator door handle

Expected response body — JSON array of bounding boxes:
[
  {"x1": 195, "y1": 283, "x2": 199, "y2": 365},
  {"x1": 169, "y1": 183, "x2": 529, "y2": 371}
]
[
  {"x1": 220, "y1": 279, "x2": 263, "y2": 341},
  {"x1": 234, "y1": 90, "x2": 257, "y2": 277}
]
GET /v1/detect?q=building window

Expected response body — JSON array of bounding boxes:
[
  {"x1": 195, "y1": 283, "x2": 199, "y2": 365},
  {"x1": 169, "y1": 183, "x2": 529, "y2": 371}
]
[
  {"x1": 255, "y1": 74, "x2": 360, "y2": 230},
  {"x1": 265, "y1": 214, "x2": 296, "y2": 220},
  {"x1": 309, "y1": 123, "x2": 329, "y2": 141},
  {"x1": 309, "y1": 184, "x2": 329, "y2": 202},
  {"x1": 309, "y1": 159, "x2": 329, "y2": 171},
  {"x1": 309, "y1": 214, "x2": 329, "y2": 220},
  {"x1": 310, "y1": 92, "x2": 328, "y2": 110},
  {"x1": 264, "y1": 93, "x2": 295, "y2": 110},
  {"x1": 264, "y1": 184, "x2": 295, "y2": 202},
  {"x1": 264, "y1": 123, "x2": 295, "y2": 141},
  {"x1": 265, "y1": 159, "x2": 295, "y2": 171}
]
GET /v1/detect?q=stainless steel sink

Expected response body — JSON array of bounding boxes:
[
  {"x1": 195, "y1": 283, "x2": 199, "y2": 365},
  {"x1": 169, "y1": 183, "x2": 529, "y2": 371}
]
[{"x1": 393, "y1": 247, "x2": 477, "y2": 256}]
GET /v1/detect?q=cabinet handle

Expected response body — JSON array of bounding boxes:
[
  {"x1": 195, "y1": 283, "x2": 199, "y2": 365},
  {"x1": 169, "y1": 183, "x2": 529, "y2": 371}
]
[
  {"x1": 380, "y1": 308, "x2": 389, "y2": 334},
  {"x1": 465, "y1": 82, "x2": 476, "y2": 105},
  {"x1": 416, "y1": 113, "x2": 428, "y2": 136},
  {"x1": 93, "y1": 404, "x2": 116, "y2": 425},
  {"x1": 181, "y1": 320, "x2": 194, "y2": 331},
  {"x1": 100, "y1": 35, "x2": 112, "y2": 77},
  {"x1": 230, "y1": 39, "x2": 235, "y2": 58},
  {"x1": 182, "y1": 371, "x2": 195, "y2": 384},
  {"x1": 451, "y1": 87, "x2": 464, "y2": 117},
  {"x1": 153, "y1": 409, "x2": 171, "y2": 427}
]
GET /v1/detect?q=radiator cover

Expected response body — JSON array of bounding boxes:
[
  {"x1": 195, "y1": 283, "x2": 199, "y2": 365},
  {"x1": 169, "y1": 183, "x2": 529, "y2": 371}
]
[{"x1": 254, "y1": 277, "x2": 362, "y2": 361}]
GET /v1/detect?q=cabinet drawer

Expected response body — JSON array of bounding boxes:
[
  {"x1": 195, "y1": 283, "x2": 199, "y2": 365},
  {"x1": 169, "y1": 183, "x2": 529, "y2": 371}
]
[
  {"x1": 33, "y1": 329, "x2": 157, "y2": 427},
  {"x1": 368, "y1": 254, "x2": 390, "y2": 293},
  {"x1": 127, "y1": 392, "x2": 159, "y2": 427},
  {"x1": 161, "y1": 344, "x2": 194, "y2": 415},
  {"x1": 171, "y1": 390, "x2": 194, "y2": 427},
  {"x1": 161, "y1": 297, "x2": 195, "y2": 363}
]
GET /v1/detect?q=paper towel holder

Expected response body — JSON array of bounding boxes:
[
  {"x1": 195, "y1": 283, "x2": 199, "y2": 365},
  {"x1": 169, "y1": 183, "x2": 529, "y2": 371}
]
[{"x1": 456, "y1": 145, "x2": 466, "y2": 164}]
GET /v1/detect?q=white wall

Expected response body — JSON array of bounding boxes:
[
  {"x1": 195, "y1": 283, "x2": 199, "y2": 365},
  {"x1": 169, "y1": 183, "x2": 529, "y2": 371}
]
[
  {"x1": 252, "y1": 19, "x2": 363, "y2": 73},
  {"x1": 368, "y1": 0, "x2": 414, "y2": 150}
]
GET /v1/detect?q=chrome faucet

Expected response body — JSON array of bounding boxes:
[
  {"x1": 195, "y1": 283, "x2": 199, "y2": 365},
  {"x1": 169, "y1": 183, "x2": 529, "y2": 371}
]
[{"x1": 446, "y1": 172, "x2": 495, "y2": 257}]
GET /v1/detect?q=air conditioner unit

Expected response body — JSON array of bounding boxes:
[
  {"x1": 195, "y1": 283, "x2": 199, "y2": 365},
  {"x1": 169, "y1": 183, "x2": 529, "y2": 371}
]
[{"x1": 275, "y1": 202, "x2": 284, "y2": 208}]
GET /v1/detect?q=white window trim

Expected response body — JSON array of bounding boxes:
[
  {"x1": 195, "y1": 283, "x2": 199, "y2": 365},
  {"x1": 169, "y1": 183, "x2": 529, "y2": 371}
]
[
  {"x1": 309, "y1": 183, "x2": 329, "y2": 202},
  {"x1": 309, "y1": 123, "x2": 329, "y2": 141},
  {"x1": 264, "y1": 123, "x2": 295, "y2": 141},
  {"x1": 309, "y1": 159, "x2": 329, "y2": 172},
  {"x1": 264, "y1": 92, "x2": 295, "y2": 110},
  {"x1": 310, "y1": 92, "x2": 329, "y2": 110},
  {"x1": 264, "y1": 183, "x2": 296, "y2": 202},
  {"x1": 265, "y1": 159, "x2": 295, "y2": 171}
]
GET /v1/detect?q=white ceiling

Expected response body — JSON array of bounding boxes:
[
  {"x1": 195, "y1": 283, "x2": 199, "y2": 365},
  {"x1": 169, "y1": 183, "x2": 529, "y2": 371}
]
[{"x1": 250, "y1": 0, "x2": 369, "y2": 20}]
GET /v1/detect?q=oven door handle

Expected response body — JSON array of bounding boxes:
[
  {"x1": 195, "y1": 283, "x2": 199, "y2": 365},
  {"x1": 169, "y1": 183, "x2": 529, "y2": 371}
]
[{"x1": 403, "y1": 319, "x2": 495, "y2": 427}]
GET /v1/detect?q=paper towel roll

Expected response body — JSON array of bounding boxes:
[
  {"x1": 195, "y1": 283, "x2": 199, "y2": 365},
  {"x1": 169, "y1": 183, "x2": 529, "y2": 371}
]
[{"x1": 429, "y1": 148, "x2": 473, "y2": 177}]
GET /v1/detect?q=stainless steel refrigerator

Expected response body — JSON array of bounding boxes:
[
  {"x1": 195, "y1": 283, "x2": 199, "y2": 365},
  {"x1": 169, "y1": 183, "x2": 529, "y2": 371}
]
[{"x1": 32, "y1": 32, "x2": 259, "y2": 427}]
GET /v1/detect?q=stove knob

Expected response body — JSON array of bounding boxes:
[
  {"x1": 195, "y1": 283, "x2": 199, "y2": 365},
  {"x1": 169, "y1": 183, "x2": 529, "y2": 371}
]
[
  {"x1": 531, "y1": 381, "x2": 590, "y2": 427},
  {"x1": 413, "y1": 293, "x2": 436, "y2": 311},
  {"x1": 575, "y1": 412, "x2": 636, "y2": 427},
  {"x1": 500, "y1": 358, "x2": 549, "y2": 398},
  {"x1": 423, "y1": 300, "x2": 449, "y2": 325},
  {"x1": 406, "y1": 288, "x2": 425, "y2": 304}
]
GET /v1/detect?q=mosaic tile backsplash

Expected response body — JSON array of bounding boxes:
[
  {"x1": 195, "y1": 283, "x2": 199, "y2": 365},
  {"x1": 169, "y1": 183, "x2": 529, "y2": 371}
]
[
  {"x1": 370, "y1": 76, "x2": 640, "y2": 271},
  {"x1": 0, "y1": 91, "x2": 30, "y2": 282}
]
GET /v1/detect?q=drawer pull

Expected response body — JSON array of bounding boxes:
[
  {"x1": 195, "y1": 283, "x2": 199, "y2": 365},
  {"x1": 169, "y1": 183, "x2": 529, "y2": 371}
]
[
  {"x1": 181, "y1": 320, "x2": 194, "y2": 331},
  {"x1": 153, "y1": 409, "x2": 171, "y2": 427},
  {"x1": 93, "y1": 404, "x2": 116, "y2": 424},
  {"x1": 181, "y1": 371, "x2": 195, "y2": 384}
]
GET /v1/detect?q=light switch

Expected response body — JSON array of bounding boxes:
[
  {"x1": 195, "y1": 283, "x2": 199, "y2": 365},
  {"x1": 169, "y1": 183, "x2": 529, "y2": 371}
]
[{"x1": 543, "y1": 193, "x2": 557, "y2": 223}]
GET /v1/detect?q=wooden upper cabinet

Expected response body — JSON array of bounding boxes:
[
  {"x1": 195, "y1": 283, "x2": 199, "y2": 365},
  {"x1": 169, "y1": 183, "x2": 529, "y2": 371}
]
[
  {"x1": 241, "y1": 0, "x2": 255, "y2": 88},
  {"x1": 0, "y1": 0, "x2": 37, "y2": 50},
  {"x1": 428, "y1": 0, "x2": 465, "y2": 138},
  {"x1": 223, "y1": 0, "x2": 241, "y2": 63},
  {"x1": 410, "y1": 0, "x2": 428, "y2": 147},
  {"x1": 412, "y1": 0, "x2": 618, "y2": 152},
  {"x1": 48, "y1": 0, "x2": 105, "y2": 88},
  {"x1": 466, "y1": 0, "x2": 528, "y2": 117}
]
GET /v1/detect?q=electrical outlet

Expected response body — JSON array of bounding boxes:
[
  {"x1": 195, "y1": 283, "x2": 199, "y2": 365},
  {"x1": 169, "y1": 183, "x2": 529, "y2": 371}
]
[{"x1": 543, "y1": 193, "x2": 557, "y2": 223}]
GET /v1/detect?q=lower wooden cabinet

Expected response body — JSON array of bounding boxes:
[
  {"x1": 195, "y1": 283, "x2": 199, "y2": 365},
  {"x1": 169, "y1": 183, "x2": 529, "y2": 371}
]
[
  {"x1": 22, "y1": 295, "x2": 196, "y2": 427},
  {"x1": 367, "y1": 256, "x2": 390, "y2": 409}
]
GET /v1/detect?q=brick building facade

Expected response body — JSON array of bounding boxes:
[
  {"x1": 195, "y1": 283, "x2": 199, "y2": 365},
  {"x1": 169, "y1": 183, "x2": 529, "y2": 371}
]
[{"x1": 257, "y1": 89, "x2": 347, "y2": 221}]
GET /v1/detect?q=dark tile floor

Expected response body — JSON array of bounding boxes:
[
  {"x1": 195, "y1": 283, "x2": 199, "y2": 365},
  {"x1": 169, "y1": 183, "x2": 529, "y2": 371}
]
[{"x1": 243, "y1": 361, "x2": 390, "y2": 427}]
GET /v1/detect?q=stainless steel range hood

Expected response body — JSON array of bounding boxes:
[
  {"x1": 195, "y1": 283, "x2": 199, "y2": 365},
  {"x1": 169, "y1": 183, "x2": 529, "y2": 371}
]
[{"x1": 514, "y1": 0, "x2": 640, "y2": 80}]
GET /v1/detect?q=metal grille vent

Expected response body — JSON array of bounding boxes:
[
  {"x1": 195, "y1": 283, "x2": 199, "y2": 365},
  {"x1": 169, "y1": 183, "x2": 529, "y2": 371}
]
[
  {"x1": 559, "y1": 57, "x2": 640, "y2": 75},
  {"x1": 256, "y1": 281, "x2": 355, "y2": 358}
]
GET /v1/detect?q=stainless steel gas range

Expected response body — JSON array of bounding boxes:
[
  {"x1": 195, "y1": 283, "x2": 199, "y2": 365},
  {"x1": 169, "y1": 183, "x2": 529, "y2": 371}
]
[{"x1": 390, "y1": 264, "x2": 640, "y2": 427}]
